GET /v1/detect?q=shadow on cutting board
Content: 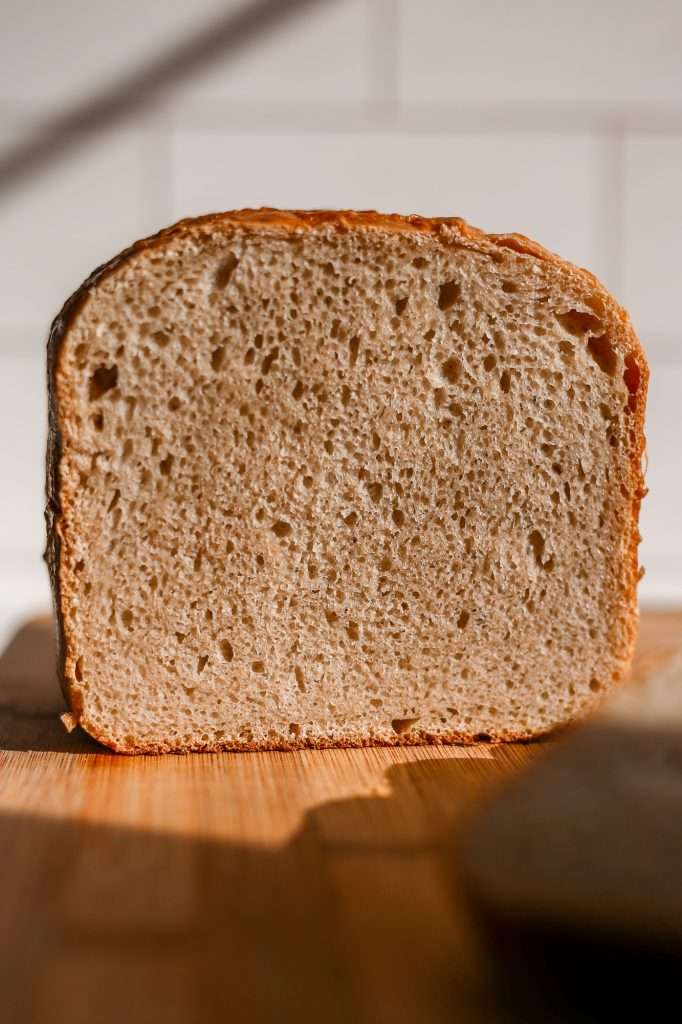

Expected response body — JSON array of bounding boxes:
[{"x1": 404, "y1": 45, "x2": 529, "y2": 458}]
[
  {"x1": 0, "y1": 616, "x2": 681, "y2": 1022},
  {"x1": 0, "y1": 757, "x2": 510, "y2": 1021},
  {"x1": 0, "y1": 618, "x2": 101, "y2": 754}
]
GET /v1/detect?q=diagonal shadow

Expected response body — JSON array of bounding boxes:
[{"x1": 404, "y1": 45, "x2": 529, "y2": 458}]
[
  {"x1": 0, "y1": 753, "x2": 510, "y2": 1024},
  {"x1": 0, "y1": 0, "x2": 332, "y2": 197},
  {"x1": 1, "y1": 736, "x2": 679, "y2": 1023}
]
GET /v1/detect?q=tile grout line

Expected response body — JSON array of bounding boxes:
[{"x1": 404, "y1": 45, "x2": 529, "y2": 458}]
[
  {"x1": 163, "y1": 102, "x2": 682, "y2": 135},
  {"x1": 4, "y1": 100, "x2": 682, "y2": 137},
  {"x1": 368, "y1": 0, "x2": 400, "y2": 119}
]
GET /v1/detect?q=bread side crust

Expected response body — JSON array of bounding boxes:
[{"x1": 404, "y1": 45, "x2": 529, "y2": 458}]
[{"x1": 46, "y1": 209, "x2": 648, "y2": 752}]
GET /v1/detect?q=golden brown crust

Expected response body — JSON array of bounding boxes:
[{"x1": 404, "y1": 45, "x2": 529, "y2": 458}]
[{"x1": 46, "y1": 208, "x2": 648, "y2": 753}]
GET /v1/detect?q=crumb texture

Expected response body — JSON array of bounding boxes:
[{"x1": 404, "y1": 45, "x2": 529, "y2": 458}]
[{"x1": 50, "y1": 213, "x2": 646, "y2": 752}]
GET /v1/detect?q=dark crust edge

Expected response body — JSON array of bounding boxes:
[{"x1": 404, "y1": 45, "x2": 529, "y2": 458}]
[{"x1": 45, "y1": 207, "x2": 648, "y2": 753}]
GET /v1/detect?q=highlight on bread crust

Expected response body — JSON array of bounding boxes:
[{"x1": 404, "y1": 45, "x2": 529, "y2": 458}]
[{"x1": 46, "y1": 209, "x2": 648, "y2": 753}]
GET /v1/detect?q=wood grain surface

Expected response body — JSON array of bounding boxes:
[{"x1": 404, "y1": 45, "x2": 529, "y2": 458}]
[{"x1": 0, "y1": 609, "x2": 680, "y2": 1023}]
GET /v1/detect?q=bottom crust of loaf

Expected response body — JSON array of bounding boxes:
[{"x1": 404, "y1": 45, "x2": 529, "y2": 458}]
[{"x1": 81, "y1": 716, "x2": 586, "y2": 755}]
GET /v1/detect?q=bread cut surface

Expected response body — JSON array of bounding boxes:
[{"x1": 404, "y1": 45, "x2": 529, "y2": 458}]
[{"x1": 46, "y1": 209, "x2": 647, "y2": 753}]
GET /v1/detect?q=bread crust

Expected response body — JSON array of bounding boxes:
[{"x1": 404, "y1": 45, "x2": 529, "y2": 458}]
[{"x1": 46, "y1": 209, "x2": 648, "y2": 753}]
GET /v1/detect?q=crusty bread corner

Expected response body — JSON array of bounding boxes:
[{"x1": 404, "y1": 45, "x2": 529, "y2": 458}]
[{"x1": 45, "y1": 209, "x2": 648, "y2": 753}]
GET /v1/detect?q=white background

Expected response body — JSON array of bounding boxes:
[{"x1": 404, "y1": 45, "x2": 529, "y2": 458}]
[{"x1": 1, "y1": 0, "x2": 681, "y2": 645}]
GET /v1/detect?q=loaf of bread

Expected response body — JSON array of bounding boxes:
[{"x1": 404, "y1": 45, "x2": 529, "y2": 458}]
[{"x1": 46, "y1": 209, "x2": 647, "y2": 753}]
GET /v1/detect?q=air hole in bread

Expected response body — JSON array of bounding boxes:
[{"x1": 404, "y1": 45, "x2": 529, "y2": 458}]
[
  {"x1": 392, "y1": 509, "x2": 405, "y2": 527},
  {"x1": 348, "y1": 335, "x2": 360, "y2": 366},
  {"x1": 391, "y1": 717, "x2": 420, "y2": 735},
  {"x1": 271, "y1": 520, "x2": 292, "y2": 539},
  {"x1": 623, "y1": 352, "x2": 641, "y2": 412},
  {"x1": 438, "y1": 280, "x2": 461, "y2": 310},
  {"x1": 197, "y1": 655, "x2": 209, "y2": 673},
  {"x1": 214, "y1": 252, "x2": 239, "y2": 289},
  {"x1": 211, "y1": 345, "x2": 226, "y2": 372},
  {"x1": 160, "y1": 454, "x2": 174, "y2": 477},
  {"x1": 75, "y1": 657, "x2": 83, "y2": 682},
  {"x1": 556, "y1": 309, "x2": 603, "y2": 337},
  {"x1": 346, "y1": 622, "x2": 360, "y2": 641},
  {"x1": 395, "y1": 296, "x2": 409, "y2": 316},
  {"x1": 261, "y1": 348, "x2": 279, "y2": 375},
  {"x1": 483, "y1": 354, "x2": 497, "y2": 372},
  {"x1": 251, "y1": 660, "x2": 265, "y2": 673},
  {"x1": 502, "y1": 280, "x2": 518, "y2": 293},
  {"x1": 367, "y1": 481, "x2": 383, "y2": 504},
  {"x1": 499, "y1": 370, "x2": 511, "y2": 393},
  {"x1": 588, "y1": 335, "x2": 617, "y2": 377},
  {"x1": 92, "y1": 411, "x2": 104, "y2": 431},
  {"x1": 457, "y1": 610, "x2": 470, "y2": 629},
  {"x1": 89, "y1": 365, "x2": 118, "y2": 401},
  {"x1": 529, "y1": 530, "x2": 548, "y2": 569},
  {"x1": 121, "y1": 608, "x2": 133, "y2": 630},
  {"x1": 152, "y1": 330, "x2": 170, "y2": 348},
  {"x1": 441, "y1": 356, "x2": 461, "y2": 385}
]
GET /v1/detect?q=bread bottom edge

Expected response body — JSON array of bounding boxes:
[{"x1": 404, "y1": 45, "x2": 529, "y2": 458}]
[{"x1": 77, "y1": 720, "x2": 572, "y2": 756}]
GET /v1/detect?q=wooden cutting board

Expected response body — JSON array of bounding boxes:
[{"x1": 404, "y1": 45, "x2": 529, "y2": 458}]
[{"x1": 0, "y1": 610, "x2": 680, "y2": 1024}]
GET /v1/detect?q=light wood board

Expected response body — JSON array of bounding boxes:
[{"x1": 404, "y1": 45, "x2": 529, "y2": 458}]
[{"x1": 0, "y1": 610, "x2": 680, "y2": 1023}]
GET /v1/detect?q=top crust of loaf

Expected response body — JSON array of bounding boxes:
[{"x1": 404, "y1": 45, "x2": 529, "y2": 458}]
[{"x1": 45, "y1": 209, "x2": 648, "y2": 751}]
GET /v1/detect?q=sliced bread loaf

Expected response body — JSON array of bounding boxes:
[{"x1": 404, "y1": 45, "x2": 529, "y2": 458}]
[{"x1": 46, "y1": 209, "x2": 647, "y2": 752}]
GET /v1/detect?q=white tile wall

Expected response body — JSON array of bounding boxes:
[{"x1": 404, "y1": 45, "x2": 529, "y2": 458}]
[
  {"x1": 622, "y1": 135, "x2": 682, "y2": 336},
  {"x1": 398, "y1": 0, "x2": 682, "y2": 106},
  {"x1": 1, "y1": 1, "x2": 374, "y2": 114},
  {"x1": 174, "y1": 1, "x2": 374, "y2": 105},
  {"x1": 0, "y1": 128, "x2": 162, "y2": 349},
  {"x1": 1, "y1": 0, "x2": 681, "y2": 643},
  {"x1": 1, "y1": 0, "x2": 226, "y2": 113},
  {"x1": 171, "y1": 131, "x2": 608, "y2": 274}
]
